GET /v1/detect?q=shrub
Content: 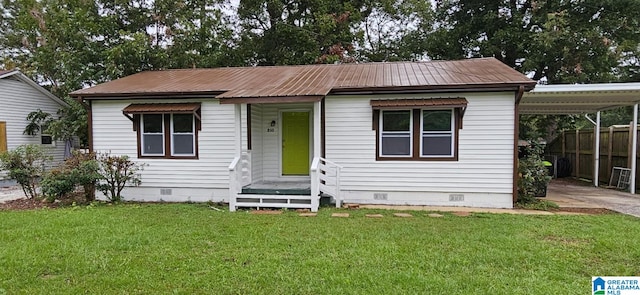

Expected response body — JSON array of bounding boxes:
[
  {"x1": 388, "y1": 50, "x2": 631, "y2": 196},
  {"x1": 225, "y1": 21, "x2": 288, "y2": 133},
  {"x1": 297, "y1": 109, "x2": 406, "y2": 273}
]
[
  {"x1": 0, "y1": 144, "x2": 51, "y2": 199},
  {"x1": 41, "y1": 151, "x2": 100, "y2": 202},
  {"x1": 96, "y1": 153, "x2": 144, "y2": 202},
  {"x1": 517, "y1": 141, "x2": 552, "y2": 204},
  {"x1": 516, "y1": 199, "x2": 560, "y2": 211}
]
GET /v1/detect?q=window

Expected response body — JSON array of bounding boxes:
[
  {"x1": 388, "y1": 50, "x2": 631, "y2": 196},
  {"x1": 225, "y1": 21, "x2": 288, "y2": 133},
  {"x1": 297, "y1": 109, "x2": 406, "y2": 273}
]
[
  {"x1": 141, "y1": 114, "x2": 164, "y2": 156},
  {"x1": 171, "y1": 114, "x2": 195, "y2": 156},
  {"x1": 138, "y1": 113, "x2": 197, "y2": 158},
  {"x1": 421, "y1": 110, "x2": 454, "y2": 157},
  {"x1": 373, "y1": 100, "x2": 465, "y2": 161},
  {"x1": 380, "y1": 110, "x2": 412, "y2": 156},
  {"x1": 39, "y1": 122, "x2": 55, "y2": 146},
  {"x1": 124, "y1": 103, "x2": 201, "y2": 159}
]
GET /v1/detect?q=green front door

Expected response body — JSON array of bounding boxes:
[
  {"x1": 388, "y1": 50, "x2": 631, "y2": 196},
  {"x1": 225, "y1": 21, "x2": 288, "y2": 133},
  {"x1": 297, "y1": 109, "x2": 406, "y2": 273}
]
[{"x1": 282, "y1": 111, "x2": 310, "y2": 175}]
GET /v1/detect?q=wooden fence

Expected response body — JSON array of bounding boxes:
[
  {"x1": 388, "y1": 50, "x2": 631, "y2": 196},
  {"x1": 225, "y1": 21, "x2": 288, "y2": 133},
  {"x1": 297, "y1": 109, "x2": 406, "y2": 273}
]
[{"x1": 546, "y1": 125, "x2": 639, "y2": 187}]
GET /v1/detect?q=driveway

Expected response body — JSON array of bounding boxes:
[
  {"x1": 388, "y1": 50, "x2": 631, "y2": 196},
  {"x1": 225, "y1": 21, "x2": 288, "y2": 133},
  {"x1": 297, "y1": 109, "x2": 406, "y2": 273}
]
[
  {"x1": 546, "y1": 179, "x2": 640, "y2": 217},
  {"x1": 0, "y1": 184, "x2": 25, "y2": 203}
]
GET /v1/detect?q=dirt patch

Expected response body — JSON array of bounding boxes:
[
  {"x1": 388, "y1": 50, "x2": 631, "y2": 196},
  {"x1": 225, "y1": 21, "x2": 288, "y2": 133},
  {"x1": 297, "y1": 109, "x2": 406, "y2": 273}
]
[
  {"x1": 555, "y1": 207, "x2": 617, "y2": 215},
  {"x1": 0, "y1": 192, "x2": 89, "y2": 211},
  {"x1": 0, "y1": 198, "x2": 61, "y2": 210}
]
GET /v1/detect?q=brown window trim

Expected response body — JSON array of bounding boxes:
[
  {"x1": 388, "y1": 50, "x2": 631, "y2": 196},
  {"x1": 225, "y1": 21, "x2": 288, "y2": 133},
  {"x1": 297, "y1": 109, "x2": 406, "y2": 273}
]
[
  {"x1": 134, "y1": 112, "x2": 200, "y2": 160},
  {"x1": 374, "y1": 108, "x2": 461, "y2": 161}
]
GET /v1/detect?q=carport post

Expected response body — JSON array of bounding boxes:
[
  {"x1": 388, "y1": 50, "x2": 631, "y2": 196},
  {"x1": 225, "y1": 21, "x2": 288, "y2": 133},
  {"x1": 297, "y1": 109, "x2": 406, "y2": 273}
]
[
  {"x1": 631, "y1": 104, "x2": 638, "y2": 194},
  {"x1": 585, "y1": 112, "x2": 601, "y2": 186}
]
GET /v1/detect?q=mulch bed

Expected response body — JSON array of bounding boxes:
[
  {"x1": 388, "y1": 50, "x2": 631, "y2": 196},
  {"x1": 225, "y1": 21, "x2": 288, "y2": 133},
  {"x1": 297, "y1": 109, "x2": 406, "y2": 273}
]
[
  {"x1": 0, "y1": 192, "x2": 88, "y2": 211},
  {"x1": 0, "y1": 194, "x2": 617, "y2": 215},
  {"x1": 0, "y1": 198, "x2": 61, "y2": 210},
  {"x1": 555, "y1": 207, "x2": 616, "y2": 214}
]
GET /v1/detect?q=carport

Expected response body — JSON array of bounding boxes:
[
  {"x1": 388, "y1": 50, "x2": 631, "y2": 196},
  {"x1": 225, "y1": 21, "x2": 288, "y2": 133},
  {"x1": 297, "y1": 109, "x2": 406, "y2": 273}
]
[{"x1": 520, "y1": 82, "x2": 640, "y2": 193}]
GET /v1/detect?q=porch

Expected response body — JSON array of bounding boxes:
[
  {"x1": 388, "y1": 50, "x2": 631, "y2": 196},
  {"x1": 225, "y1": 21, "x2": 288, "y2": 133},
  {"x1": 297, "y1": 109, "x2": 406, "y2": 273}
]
[{"x1": 225, "y1": 101, "x2": 342, "y2": 212}]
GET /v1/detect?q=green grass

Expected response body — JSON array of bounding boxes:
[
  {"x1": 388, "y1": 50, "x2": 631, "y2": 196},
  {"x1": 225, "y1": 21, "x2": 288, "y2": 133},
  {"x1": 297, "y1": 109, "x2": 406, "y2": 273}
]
[{"x1": 1, "y1": 204, "x2": 639, "y2": 294}]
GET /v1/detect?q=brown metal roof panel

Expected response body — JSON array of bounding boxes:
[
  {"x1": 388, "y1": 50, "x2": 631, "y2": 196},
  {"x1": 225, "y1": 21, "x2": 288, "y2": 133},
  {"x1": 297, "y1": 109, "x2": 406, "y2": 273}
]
[
  {"x1": 219, "y1": 95, "x2": 324, "y2": 104},
  {"x1": 370, "y1": 98, "x2": 468, "y2": 108},
  {"x1": 72, "y1": 58, "x2": 536, "y2": 99},
  {"x1": 122, "y1": 103, "x2": 201, "y2": 113},
  {"x1": 0, "y1": 70, "x2": 15, "y2": 76}
]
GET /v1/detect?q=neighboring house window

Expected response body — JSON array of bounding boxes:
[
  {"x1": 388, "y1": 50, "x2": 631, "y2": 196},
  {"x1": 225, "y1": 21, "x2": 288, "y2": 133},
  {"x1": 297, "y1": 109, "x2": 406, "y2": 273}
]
[
  {"x1": 40, "y1": 134, "x2": 54, "y2": 145},
  {"x1": 123, "y1": 103, "x2": 201, "y2": 159},
  {"x1": 40, "y1": 124, "x2": 55, "y2": 147},
  {"x1": 372, "y1": 98, "x2": 467, "y2": 161}
]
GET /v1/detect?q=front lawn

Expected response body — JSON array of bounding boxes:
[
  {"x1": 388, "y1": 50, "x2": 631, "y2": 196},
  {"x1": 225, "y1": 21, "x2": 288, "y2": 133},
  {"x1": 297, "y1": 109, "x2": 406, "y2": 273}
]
[{"x1": 1, "y1": 204, "x2": 639, "y2": 294}]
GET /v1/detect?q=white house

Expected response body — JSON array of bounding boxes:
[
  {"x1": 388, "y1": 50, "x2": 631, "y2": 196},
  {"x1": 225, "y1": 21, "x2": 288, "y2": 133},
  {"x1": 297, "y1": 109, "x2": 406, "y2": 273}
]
[
  {"x1": 70, "y1": 58, "x2": 536, "y2": 211},
  {"x1": 0, "y1": 70, "x2": 68, "y2": 178}
]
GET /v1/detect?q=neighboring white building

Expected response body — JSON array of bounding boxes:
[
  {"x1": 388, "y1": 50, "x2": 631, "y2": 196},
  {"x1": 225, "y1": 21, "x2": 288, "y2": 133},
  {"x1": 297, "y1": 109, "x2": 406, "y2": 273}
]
[
  {"x1": 0, "y1": 70, "x2": 68, "y2": 179},
  {"x1": 71, "y1": 58, "x2": 536, "y2": 211}
]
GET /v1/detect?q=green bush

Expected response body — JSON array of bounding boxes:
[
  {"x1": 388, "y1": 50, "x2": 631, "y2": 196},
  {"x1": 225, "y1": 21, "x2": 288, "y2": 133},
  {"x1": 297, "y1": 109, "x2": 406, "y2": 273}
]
[
  {"x1": 0, "y1": 144, "x2": 51, "y2": 199},
  {"x1": 516, "y1": 199, "x2": 560, "y2": 211},
  {"x1": 41, "y1": 151, "x2": 100, "y2": 202},
  {"x1": 96, "y1": 153, "x2": 144, "y2": 202},
  {"x1": 517, "y1": 141, "x2": 552, "y2": 204}
]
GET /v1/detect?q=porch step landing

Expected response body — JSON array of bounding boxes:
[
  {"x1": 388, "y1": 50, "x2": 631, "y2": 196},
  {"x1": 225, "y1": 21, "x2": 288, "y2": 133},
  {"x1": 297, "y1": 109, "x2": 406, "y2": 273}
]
[
  {"x1": 236, "y1": 195, "x2": 313, "y2": 210},
  {"x1": 237, "y1": 181, "x2": 313, "y2": 210},
  {"x1": 241, "y1": 181, "x2": 311, "y2": 195}
]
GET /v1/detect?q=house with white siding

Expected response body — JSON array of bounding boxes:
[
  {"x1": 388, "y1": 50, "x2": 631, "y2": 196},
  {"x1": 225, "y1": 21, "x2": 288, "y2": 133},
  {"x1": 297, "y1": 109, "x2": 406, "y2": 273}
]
[
  {"x1": 0, "y1": 70, "x2": 68, "y2": 178},
  {"x1": 70, "y1": 58, "x2": 536, "y2": 211}
]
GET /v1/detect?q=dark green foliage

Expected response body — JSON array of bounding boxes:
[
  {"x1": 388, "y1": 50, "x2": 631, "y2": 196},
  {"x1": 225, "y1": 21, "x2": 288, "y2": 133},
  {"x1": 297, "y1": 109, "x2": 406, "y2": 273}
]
[
  {"x1": 96, "y1": 153, "x2": 144, "y2": 202},
  {"x1": 41, "y1": 151, "x2": 100, "y2": 202},
  {"x1": 420, "y1": 0, "x2": 640, "y2": 84},
  {"x1": 45, "y1": 99, "x2": 90, "y2": 146},
  {"x1": 517, "y1": 199, "x2": 560, "y2": 211},
  {"x1": 0, "y1": 145, "x2": 51, "y2": 199},
  {"x1": 518, "y1": 141, "x2": 551, "y2": 204},
  {"x1": 236, "y1": 0, "x2": 370, "y2": 65},
  {"x1": 23, "y1": 109, "x2": 52, "y2": 136}
]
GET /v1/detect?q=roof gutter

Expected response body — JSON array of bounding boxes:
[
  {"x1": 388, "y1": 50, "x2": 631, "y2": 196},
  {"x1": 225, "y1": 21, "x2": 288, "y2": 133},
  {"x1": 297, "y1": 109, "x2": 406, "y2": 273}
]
[
  {"x1": 69, "y1": 91, "x2": 226, "y2": 100},
  {"x1": 329, "y1": 83, "x2": 536, "y2": 96}
]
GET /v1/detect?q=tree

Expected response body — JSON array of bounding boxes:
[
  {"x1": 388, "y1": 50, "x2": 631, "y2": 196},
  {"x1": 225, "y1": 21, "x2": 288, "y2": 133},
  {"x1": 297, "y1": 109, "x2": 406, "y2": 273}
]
[
  {"x1": 235, "y1": 0, "x2": 371, "y2": 65},
  {"x1": 359, "y1": 0, "x2": 433, "y2": 62},
  {"x1": 414, "y1": 0, "x2": 640, "y2": 84}
]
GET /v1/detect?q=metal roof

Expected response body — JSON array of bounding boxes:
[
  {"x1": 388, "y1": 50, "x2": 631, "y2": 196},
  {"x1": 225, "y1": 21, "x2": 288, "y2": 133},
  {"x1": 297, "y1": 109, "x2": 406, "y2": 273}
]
[
  {"x1": 0, "y1": 69, "x2": 17, "y2": 78},
  {"x1": 70, "y1": 58, "x2": 536, "y2": 100},
  {"x1": 520, "y1": 82, "x2": 640, "y2": 114},
  {"x1": 370, "y1": 98, "x2": 468, "y2": 108},
  {"x1": 122, "y1": 103, "x2": 201, "y2": 114}
]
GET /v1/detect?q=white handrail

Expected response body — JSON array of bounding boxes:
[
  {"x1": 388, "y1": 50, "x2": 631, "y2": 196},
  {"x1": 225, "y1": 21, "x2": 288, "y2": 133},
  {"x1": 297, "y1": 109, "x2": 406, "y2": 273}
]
[
  {"x1": 228, "y1": 156, "x2": 241, "y2": 171},
  {"x1": 320, "y1": 157, "x2": 343, "y2": 169},
  {"x1": 228, "y1": 156, "x2": 241, "y2": 212},
  {"x1": 313, "y1": 157, "x2": 343, "y2": 208},
  {"x1": 310, "y1": 157, "x2": 320, "y2": 171}
]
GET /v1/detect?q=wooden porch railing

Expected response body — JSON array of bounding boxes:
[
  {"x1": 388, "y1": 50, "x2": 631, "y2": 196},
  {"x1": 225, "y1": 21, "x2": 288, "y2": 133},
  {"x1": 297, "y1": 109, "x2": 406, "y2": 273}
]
[
  {"x1": 311, "y1": 157, "x2": 343, "y2": 208},
  {"x1": 228, "y1": 150, "x2": 251, "y2": 212}
]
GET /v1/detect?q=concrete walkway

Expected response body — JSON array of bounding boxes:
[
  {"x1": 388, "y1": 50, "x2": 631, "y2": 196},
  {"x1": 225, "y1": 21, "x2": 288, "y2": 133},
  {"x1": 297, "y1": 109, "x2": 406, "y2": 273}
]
[
  {"x1": 545, "y1": 179, "x2": 640, "y2": 218},
  {"x1": 0, "y1": 185, "x2": 25, "y2": 203}
]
